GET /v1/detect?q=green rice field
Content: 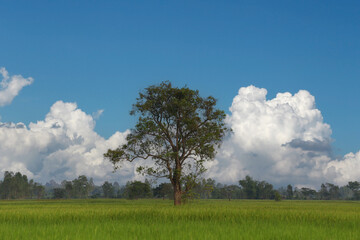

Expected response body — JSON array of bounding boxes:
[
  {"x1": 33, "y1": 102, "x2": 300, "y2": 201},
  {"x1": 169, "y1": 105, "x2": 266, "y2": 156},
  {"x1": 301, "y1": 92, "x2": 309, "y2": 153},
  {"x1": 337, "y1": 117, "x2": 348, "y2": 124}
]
[{"x1": 0, "y1": 199, "x2": 359, "y2": 239}]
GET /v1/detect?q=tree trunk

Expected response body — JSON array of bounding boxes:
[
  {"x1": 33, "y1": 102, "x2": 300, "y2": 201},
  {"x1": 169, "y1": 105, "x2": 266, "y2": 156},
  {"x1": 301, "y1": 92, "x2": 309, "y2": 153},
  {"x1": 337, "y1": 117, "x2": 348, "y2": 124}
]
[
  {"x1": 174, "y1": 182, "x2": 182, "y2": 206},
  {"x1": 173, "y1": 162, "x2": 182, "y2": 206}
]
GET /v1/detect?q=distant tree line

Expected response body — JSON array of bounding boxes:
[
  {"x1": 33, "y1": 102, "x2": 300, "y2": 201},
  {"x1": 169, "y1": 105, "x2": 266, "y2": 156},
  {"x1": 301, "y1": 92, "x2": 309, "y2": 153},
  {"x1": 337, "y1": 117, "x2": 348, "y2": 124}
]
[
  {"x1": 0, "y1": 171, "x2": 44, "y2": 199},
  {"x1": 0, "y1": 171, "x2": 359, "y2": 201}
]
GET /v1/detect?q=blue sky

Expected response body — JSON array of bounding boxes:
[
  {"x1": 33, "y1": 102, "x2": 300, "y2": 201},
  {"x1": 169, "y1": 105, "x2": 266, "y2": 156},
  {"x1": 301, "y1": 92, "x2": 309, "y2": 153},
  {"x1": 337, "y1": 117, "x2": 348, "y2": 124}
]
[{"x1": 0, "y1": 0, "x2": 359, "y2": 166}]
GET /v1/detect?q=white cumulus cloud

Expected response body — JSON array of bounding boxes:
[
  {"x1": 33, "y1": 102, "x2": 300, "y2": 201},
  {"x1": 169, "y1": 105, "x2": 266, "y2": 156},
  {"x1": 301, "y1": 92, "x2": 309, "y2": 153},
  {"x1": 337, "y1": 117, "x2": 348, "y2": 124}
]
[
  {"x1": 0, "y1": 101, "x2": 130, "y2": 184},
  {"x1": 0, "y1": 67, "x2": 33, "y2": 107},
  {"x1": 207, "y1": 85, "x2": 360, "y2": 187},
  {"x1": 325, "y1": 152, "x2": 360, "y2": 186}
]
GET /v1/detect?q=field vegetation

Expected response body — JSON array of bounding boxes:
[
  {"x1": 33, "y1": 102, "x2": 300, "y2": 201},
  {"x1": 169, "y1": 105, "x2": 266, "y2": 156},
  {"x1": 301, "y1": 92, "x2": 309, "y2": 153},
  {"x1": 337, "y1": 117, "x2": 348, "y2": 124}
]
[{"x1": 0, "y1": 199, "x2": 359, "y2": 240}]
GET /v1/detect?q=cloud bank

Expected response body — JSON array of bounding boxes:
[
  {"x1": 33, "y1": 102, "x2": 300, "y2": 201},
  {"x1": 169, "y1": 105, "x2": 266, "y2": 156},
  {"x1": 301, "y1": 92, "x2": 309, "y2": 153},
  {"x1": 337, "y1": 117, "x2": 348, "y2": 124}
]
[
  {"x1": 0, "y1": 68, "x2": 33, "y2": 107},
  {"x1": 0, "y1": 101, "x2": 131, "y2": 184},
  {"x1": 0, "y1": 69, "x2": 358, "y2": 187},
  {"x1": 207, "y1": 86, "x2": 360, "y2": 187}
]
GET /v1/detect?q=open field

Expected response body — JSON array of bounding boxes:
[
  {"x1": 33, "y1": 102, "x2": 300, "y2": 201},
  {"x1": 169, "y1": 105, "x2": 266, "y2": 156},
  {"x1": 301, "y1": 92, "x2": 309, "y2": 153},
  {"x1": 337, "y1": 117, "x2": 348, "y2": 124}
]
[{"x1": 0, "y1": 199, "x2": 359, "y2": 240}]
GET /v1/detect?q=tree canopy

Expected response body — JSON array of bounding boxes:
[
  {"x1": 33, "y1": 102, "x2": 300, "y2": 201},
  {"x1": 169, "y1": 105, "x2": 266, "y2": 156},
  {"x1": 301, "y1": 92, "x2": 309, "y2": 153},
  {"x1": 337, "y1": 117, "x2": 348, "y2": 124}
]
[{"x1": 104, "y1": 81, "x2": 229, "y2": 205}]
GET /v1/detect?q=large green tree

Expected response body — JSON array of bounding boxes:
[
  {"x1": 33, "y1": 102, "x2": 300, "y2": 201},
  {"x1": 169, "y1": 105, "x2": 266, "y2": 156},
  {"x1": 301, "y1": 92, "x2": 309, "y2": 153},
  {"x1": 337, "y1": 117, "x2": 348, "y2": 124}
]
[{"x1": 104, "y1": 81, "x2": 228, "y2": 205}]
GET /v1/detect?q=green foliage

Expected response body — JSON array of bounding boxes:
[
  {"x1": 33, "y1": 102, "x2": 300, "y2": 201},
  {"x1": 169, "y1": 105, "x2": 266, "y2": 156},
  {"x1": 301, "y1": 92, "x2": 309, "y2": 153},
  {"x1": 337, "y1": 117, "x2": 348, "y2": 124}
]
[
  {"x1": 72, "y1": 175, "x2": 94, "y2": 198},
  {"x1": 220, "y1": 185, "x2": 239, "y2": 201},
  {"x1": 58, "y1": 175, "x2": 94, "y2": 199},
  {"x1": 239, "y1": 176, "x2": 257, "y2": 199},
  {"x1": 347, "y1": 181, "x2": 360, "y2": 192},
  {"x1": 319, "y1": 183, "x2": 340, "y2": 200},
  {"x1": 32, "y1": 183, "x2": 45, "y2": 199},
  {"x1": 124, "y1": 180, "x2": 152, "y2": 199},
  {"x1": 192, "y1": 178, "x2": 215, "y2": 199},
  {"x1": 53, "y1": 188, "x2": 66, "y2": 199},
  {"x1": 104, "y1": 81, "x2": 229, "y2": 205},
  {"x1": 102, "y1": 181, "x2": 115, "y2": 198},
  {"x1": 153, "y1": 183, "x2": 174, "y2": 199},
  {"x1": 274, "y1": 191, "x2": 282, "y2": 201},
  {"x1": 347, "y1": 181, "x2": 360, "y2": 200},
  {"x1": 286, "y1": 184, "x2": 293, "y2": 199},
  {"x1": 239, "y1": 176, "x2": 274, "y2": 199},
  {"x1": 300, "y1": 187, "x2": 317, "y2": 200},
  {"x1": 0, "y1": 171, "x2": 42, "y2": 199}
]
